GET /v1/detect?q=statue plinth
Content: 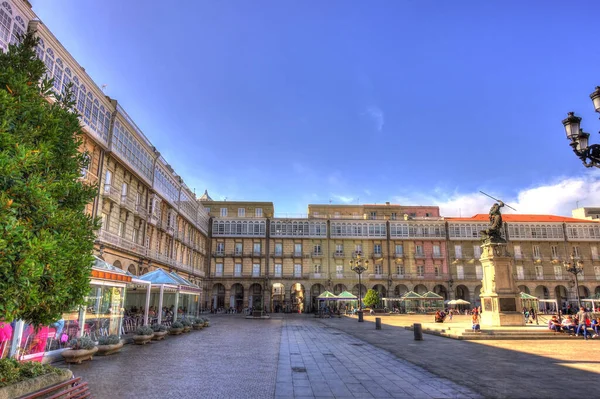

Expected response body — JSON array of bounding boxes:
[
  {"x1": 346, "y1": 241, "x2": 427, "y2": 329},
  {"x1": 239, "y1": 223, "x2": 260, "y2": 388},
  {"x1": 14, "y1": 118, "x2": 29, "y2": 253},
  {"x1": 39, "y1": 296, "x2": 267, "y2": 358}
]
[{"x1": 479, "y1": 242, "x2": 525, "y2": 327}]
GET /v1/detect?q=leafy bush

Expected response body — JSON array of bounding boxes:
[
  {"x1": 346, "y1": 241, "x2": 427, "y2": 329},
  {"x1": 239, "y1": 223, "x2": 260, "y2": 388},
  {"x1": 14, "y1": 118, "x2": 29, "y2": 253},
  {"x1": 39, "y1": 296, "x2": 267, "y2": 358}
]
[
  {"x1": 98, "y1": 335, "x2": 120, "y2": 345},
  {"x1": 193, "y1": 317, "x2": 204, "y2": 325},
  {"x1": 135, "y1": 326, "x2": 153, "y2": 336},
  {"x1": 170, "y1": 321, "x2": 183, "y2": 329},
  {"x1": 181, "y1": 319, "x2": 192, "y2": 327},
  {"x1": 0, "y1": 358, "x2": 61, "y2": 388},
  {"x1": 363, "y1": 289, "x2": 380, "y2": 309},
  {"x1": 152, "y1": 324, "x2": 167, "y2": 332},
  {"x1": 68, "y1": 336, "x2": 96, "y2": 350}
]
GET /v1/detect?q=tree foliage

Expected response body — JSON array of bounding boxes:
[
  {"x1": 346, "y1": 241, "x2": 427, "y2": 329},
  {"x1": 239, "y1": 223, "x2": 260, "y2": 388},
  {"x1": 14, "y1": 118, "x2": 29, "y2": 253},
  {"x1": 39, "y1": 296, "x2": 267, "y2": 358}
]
[
  {"x1": 363, "y1": 289, "x2": 380, "y2": 308},
  {"x1": 0, "y1": 32, "x2": 99, "y2": 326}
]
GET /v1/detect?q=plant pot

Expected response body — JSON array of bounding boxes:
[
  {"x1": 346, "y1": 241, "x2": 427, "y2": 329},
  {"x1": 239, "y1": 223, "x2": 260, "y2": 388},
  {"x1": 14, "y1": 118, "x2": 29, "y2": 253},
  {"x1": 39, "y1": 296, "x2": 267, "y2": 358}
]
[
  {"x1": 96, "y1": 341, "x2": 124, "y2": 356},
  {"x1": 169, "y1": 328, "x2": 183, "y2": 335},
  {"x1": 192, "y1": 324, "x2": 204, "y2": 330},
  {"x1": 203, "y1": 322, "x2": 210, "y2": 327},
  {"x1": 183, "y1": 326, "x2": 191, "y2": 333},
  {"x1": 132, "y1": 334, "x2": 153, "y2": 345},
  {"x1": 61, "y1": 347, "x2": 98, "y2": 364},
  {"x1": 0, "y1": 369, "x2": 72, "y2": 399},
  {"x1": 152, "y1": 331, "x2": 168, "y2": 341}
]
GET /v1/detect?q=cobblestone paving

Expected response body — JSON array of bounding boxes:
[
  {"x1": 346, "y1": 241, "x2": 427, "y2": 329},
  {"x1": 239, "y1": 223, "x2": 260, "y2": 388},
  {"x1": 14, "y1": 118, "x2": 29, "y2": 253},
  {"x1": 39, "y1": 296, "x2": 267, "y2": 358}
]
[
  {"x1": 62, "y1": 317, "x2": 282, "y2": 399},
  {"x1": 276, "y1": 318, "x2": 481, "y2": 399}
]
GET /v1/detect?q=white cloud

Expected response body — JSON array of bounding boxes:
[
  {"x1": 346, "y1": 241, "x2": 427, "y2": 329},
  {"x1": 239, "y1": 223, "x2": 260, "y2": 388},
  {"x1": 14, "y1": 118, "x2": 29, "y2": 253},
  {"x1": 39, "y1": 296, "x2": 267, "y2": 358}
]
[
  {"x1": 365, "y1": 105, "x2": 384, "y2": 132},
  {"x1": 392, "y1": 172, "x2": 600, "y2": 218},
  {"x1": 332, "y1": 195, "x2": 354, "y2": 204}
]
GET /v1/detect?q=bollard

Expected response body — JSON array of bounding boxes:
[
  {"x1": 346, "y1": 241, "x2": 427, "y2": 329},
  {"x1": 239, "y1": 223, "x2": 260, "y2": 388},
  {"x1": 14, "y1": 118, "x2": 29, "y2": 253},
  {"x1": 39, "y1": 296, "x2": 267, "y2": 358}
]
[
  {"x1": 414, "y1": 323, "x2": 423, "y2": 340},
  {"x1": 375, "y1": 317, "x2": 381, "y2": 330},
  {"x1": 357, "y1": 310, "x2": 364, "y2": 322}
]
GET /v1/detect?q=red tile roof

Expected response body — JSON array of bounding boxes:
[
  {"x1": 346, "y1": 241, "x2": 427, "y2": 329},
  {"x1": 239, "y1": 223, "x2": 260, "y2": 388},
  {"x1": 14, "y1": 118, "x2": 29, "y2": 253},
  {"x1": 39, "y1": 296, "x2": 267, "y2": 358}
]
[{"x1": 446, "y1": 214, "x2": 597, "y2": 223}]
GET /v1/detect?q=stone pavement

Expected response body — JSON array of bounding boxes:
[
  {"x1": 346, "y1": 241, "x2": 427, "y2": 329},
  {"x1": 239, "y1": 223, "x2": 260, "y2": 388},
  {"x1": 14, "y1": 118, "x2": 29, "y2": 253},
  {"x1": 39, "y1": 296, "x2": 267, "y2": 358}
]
[
  {"x1": 318, "y1": 314, "x2": 600, "y2": 398},
  {"x1": 61, "y1": 315, "x2": 479, "y2": 399}
]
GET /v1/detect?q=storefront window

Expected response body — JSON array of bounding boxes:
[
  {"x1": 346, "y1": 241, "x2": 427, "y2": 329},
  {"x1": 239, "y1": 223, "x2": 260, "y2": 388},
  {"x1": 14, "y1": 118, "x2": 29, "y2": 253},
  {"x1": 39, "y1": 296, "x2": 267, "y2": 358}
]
[
  {"x1": 178, "y1": 293, "x2": 199, "y2": 318},
  {"x1": 84, "y1": 285, "x2": 125, "y2": 340}
]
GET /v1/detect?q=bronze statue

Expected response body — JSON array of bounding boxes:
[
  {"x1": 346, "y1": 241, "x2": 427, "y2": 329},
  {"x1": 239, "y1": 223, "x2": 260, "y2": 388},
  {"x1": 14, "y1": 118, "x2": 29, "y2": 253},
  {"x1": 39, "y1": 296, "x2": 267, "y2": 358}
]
[{"x1": 480, "y1": 201, "x2": 507, "y2": 244}]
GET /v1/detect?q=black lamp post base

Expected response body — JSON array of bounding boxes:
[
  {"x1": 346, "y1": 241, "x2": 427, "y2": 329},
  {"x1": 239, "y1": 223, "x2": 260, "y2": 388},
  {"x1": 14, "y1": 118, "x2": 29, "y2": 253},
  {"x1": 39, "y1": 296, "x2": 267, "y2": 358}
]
[{"x1": 357, "y1": 310, "x2": 364, "y2": 322}]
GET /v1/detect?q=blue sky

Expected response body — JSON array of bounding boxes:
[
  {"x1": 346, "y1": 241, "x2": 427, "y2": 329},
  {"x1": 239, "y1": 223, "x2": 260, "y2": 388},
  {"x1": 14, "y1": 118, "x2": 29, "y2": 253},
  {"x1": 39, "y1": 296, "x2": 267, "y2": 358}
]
[{"x1": 30, "y1": 0, "x2": 600, "y2": 217}]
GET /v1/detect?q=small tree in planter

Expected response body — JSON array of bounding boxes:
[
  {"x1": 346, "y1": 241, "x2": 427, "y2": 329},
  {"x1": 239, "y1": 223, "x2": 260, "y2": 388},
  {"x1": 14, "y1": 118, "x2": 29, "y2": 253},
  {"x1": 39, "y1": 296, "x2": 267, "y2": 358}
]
[
  {"x1": 201, "y1": 317, "x2": 210, "y2": 327},
  {"x1": 169, "y1": 321, "x2": 184, "y2": 335},
  {"x1": 133, "y1": 326, "x2": 154, "y2": 345},
  {"x1": 97, "y1": 334, "x2": 123, "y2": 356},
  {"x1": 363, "y1": 289, "x2": 380, "y2": 311},
  {"x1": 192, "y1": 318, "x2": 204, "y2": 330},
  {"x1": 151, "y1": 324, "x2": 168, "y2": 341},
  {"x1": 61, "y1": 337, "x2": 97, "y2": 364},
  {"x1": 181, "y1": 319, "x2": 192, "y2": 333}
]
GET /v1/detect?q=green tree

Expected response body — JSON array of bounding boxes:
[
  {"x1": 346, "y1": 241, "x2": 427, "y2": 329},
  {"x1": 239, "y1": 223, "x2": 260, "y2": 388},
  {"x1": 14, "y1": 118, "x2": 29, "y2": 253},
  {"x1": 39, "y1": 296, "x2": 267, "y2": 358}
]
[
  {"x1": 363, "y1": 289, "x2": 380, "y2": 309},
  {"x1": 0, "y1": 32, "x2": 99, "y2": 326}
]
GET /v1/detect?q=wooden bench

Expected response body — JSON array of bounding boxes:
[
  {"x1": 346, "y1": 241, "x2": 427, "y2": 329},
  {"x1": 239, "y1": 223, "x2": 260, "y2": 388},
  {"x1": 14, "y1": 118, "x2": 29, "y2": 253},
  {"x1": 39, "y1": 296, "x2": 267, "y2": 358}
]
[{"x1": 19, "y1": 376, "x2": 91, "y2": 399}]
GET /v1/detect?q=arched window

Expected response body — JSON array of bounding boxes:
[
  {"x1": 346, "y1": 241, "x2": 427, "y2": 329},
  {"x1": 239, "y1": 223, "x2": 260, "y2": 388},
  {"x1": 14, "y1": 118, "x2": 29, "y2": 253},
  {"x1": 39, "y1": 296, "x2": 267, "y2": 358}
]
[
  {"x1": 91, "y1": 98, "x2": 99, "y2": 128},
  {"x1": 43, "y1": 48, "x2": 55, "y2": 77},
  {"x1": 0, "y1": 2, "x2": 12, "y2": 50},
  {"x1": 72, "y1": 75, "x2": 80, "y2": 102},
  {"x1": 84, "y1": 92, "x2": 92, "y2": 122},
  {"x1": 10, "y1": 15, "x2": 24, "y2": 45},
  {"x1": 62, "y1": 67, "x2": 72, "y2": 95},
  {"x1": 53, "y1": 58, "x2": 63, "y2": 92}
]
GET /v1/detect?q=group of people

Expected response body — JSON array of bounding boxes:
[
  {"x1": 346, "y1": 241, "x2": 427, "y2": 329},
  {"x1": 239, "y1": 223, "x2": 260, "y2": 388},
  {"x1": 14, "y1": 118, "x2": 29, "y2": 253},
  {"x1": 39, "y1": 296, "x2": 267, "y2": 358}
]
[
  {"x1": 523, "y1": 307, "x2": 538, "y2": 324},
  {"x1": 548, "y1": 307, "x2": 599, "y2": 340}
]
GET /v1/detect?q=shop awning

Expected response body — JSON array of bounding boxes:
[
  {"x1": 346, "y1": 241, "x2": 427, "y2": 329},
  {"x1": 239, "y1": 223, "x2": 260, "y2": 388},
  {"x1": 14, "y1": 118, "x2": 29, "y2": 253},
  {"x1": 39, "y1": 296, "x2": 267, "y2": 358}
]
[
  {"x1": 169, "y1": 271, "x2": 202, "y2": 294},
  {"x1": 421, "y1": 291, "x2": 444, "y2": 299},
  {"x1": 401, "y1": 291, "x2": 423, "y2": 300},
  {"x1": 91, "y1": 256, "x2": 132, "y2": 284},
  {"x1": 317, "y1": 291, "x2": 337, "y2": 299},
  {"x1": 520, "y1": 292, "x2": 538, "y2": 300},
  {"x1": 336, "y1": 291, "x2": 358, "y2": 300}
]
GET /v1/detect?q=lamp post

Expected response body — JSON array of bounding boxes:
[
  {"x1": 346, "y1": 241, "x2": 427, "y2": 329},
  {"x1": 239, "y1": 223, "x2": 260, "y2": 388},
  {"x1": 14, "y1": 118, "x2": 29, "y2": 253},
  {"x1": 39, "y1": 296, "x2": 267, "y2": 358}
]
[
  {"x1": 349, "y1": 253, "x2": 368, "y2": 322},
  {"x1": 447, "y1": 278, "x2": 454, "y2": 301},
  {"x1": 562, "y1": 86, "x2": 600, "y2": 168},
  {"x1": 563, "y1": 252, "x2": 584, "y2": 309}
]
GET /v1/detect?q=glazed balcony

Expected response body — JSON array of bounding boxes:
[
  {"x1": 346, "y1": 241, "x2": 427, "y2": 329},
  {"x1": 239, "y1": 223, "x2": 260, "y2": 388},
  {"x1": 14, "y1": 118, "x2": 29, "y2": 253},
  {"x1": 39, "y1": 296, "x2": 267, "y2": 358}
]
[
  {"x1": 120, "y1": 195, "x2": 135, "y2": 212},
  {"x1": 97, "y1": 229, "x2": 147, "y2": 256},
  {"x1": 135, "y1": 204, "x2": 148, "y2": 218},
  {"x1": 101, "y1": 183, "x2": 120, "y2": 203}
]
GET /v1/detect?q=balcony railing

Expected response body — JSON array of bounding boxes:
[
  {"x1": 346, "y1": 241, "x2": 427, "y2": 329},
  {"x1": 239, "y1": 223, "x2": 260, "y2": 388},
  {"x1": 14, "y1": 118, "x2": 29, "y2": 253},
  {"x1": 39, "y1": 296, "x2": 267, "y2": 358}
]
[
  {"x1": 372, "y1": 252, "x2": 383, "y2": 259},
  {"x1": 79, "y1": 170, "x2": 98, "y2": 186},
  {"x1": 414, "y1": 252, "x2": 426, "y2": 259},
  {"x1": 101, "y1": 184, "x2": 120, "y2": 203},
  {"x1": 213, "y1": 251, "x2": 225, "y2": 257},
  {"x1": 367, "y1": 273, "x2": 386, "y2": 279},
  {"x1": 273, "y1": 251, "x2": 283, "y2": 257},
  {"x1": 394, "y1": 252, "x2": 404, "y2": 258},
  {"x1": 166, "y1": 226, "x2": 175, "y2": 236},
  {"x1": 293, "y1": 252, "x2": 304, "y2": 258},
  {"x1": 135, "y1": 204, "x2": 148, "y2": 218},
  {"x1": 234, "y1": 251, "x2": 244, "y2": 257},
  {"x1": 97, "y1": 229, "x2": 147, "y2": 256},
  {"x1": 312, "y1": 252, "x2": 324, "y2": 258},
  {"x1": 310, "y1": 273, "x2": 324, "y2": 279},
  {"x1": 432, "y1": 253, "x2": 444, "y2": 259},
  {"x1": 333, "y1": 252, "x2": 345, "y2": 258},
  {"x1": 120, "y1": 195, "x2": 135, "y2": 212},
  {"x1": 148, "y1": 212, "x2": 161, "y2": 226}
]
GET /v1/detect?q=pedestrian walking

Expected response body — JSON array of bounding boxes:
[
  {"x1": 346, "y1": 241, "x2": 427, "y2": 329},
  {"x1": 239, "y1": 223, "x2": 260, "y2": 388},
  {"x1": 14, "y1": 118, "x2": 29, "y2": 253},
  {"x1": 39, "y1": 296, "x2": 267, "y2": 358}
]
[
  {"x1": 529, "y1": 307, "x2": 538, "y2": 325},
  {"x1": 576, "y1": 306, "x2": 591, "y2": 340}
]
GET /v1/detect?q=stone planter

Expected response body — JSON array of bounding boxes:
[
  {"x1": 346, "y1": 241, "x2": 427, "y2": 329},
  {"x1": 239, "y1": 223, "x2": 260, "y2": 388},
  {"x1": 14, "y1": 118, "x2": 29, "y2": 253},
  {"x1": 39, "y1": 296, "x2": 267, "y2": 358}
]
[
  {"x1": 192, "y1": 324, "x2": 204, "y2": 330},
  {"x1": 96, "y1": 341, "x2": 124, "y2": 356},
  {"x1": 169, "y1": 328, "x2": 183, "y2": 335},
  {"x1": 0, "y1": 369, "x2": 72, "y2": 399},
  {"x1": 203, "y1": 322, "x2": 210, "y2": 327},
  {"x1": 61, "y1": 347, "x2": 98, "y2": 364},
  {"x1": 152, "y1": 331, "x2": 168, "y2": 341},
  {"x1": 183, "y1": 326, "x2": 192, "y2": 333},
  {"x1": 132, "y1": 334, "x2": 153, "y2": 345}
]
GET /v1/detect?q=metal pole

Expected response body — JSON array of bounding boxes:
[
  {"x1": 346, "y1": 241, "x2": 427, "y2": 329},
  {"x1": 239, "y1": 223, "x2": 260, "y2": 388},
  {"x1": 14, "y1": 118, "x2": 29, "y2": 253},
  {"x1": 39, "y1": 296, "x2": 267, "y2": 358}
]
[
  {"x1": 574, "y1": 272, "x2": 581, "y2": 308},
  {"x1": 358, "y1": 271, "x2": 362, "y2": 311},
  {"x1": 144, "y1": 283, "x2": 151, "y2": 326},
  {"x1": 158, "y1": 284, "x2": 164, "y2": 325}
]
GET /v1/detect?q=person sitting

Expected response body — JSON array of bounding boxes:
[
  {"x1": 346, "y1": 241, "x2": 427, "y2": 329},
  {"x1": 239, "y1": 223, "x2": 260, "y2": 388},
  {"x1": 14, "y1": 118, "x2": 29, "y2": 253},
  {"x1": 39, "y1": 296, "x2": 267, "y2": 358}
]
[
  {"x1": 548, "y1": 315, "x2": 562, "y2": 333},
  {"x1": 434, "y1": 310, "x2": 445, "y2": 323},
  {"x1": 561, "y1": 316, "x2": 576, "y2": 335},
  {"x1": 591, "y1": 317, "x2": 599, "y2": 338},
  {"x1": 472, "y1": 313, "x2": 481, "y2": 333}
]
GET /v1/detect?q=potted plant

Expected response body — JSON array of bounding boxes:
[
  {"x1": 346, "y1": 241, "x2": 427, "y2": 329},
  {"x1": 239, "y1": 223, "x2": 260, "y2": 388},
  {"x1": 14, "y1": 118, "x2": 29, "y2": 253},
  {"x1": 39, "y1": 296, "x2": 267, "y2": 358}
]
[
  {"x1": 61, "y1": 337, "x2": 98, "y2": 364},
  {"x1": 192, "y1": 318, "x2": 204, "y2": 330},
  {"x1": 181, "y1": 319, "x2": 192, "y2": 333},
  {"x1": 169, "y1": 321, "x2": 184, "y2": 335},
  {"x1": 96, "y1": 334, "x2": 123, "y2": 356},
  {"x1": 0, "y1": 359, "x2": 73, "y2": 399},
  {"x1": 132, "y1": 326, "x2": 154, "y2": 345},
  {"x1": 151, "y1": 324, "x2": 168, "y2": 340},
  {"x1": 202, "y1": 317, "x2": 210, "y2": 327}
]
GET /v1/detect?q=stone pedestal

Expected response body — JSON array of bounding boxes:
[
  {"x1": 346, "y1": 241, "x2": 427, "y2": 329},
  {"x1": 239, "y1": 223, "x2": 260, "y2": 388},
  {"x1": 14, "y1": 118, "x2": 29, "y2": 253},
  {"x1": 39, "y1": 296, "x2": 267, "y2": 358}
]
[{"x1": 479, "y1": 242, "x2": 525, "y2": 327}]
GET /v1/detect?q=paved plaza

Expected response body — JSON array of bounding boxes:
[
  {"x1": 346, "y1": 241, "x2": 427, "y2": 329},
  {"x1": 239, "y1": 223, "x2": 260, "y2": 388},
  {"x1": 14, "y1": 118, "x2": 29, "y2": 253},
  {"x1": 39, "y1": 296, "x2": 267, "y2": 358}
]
[{"x1": 60, "y1": 314, "x2": 599, "y2": 398}]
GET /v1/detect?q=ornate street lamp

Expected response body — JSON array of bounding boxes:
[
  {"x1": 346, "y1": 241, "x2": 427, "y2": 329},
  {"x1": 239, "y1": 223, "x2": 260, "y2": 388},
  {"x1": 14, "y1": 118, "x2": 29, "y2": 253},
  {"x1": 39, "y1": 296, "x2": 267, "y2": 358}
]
[
  {"x1": 562, "y1": 86, "x2": 600, "y2": 168},
  {"x1": 447, "y1": 278, "x2": 454, "y2": 301},
  {"x1": 563, "y1": 252, "x2": 584, "y2": 308},
  {"x1": 349, "y1": 253, "x2": 368, "y2": 322}
]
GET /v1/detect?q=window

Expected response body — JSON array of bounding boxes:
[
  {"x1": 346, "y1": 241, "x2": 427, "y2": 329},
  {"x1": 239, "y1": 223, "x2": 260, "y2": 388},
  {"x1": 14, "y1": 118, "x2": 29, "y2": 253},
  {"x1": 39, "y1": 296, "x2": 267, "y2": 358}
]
[
  {"x1": 252, "y1": 264, "x2": 260, "y2": 277},
  {"x1": 43, "y1": 48, "x2": 55, "y2": 78},
  {"x1": 204, "y1": 207, "x2": 211, "y2": 214},
  {"x1": 133, "y1": 228, "x2": 139, "y2": 244},
  {"x1": 294, "y1": 243, "x2": 302, "y2": 256},
  {"x1": 238, "y1": 208, "x2": 245, "y2": 217},
  {"x1": 375, "y1": 264, "x2": 382, "y2": 275},
  {"x1": 10, "y1": 16, "x2": 25, "y2": 46},
  {"x1": 391, "y1": 212, "x2": 397, "y2": 220},
  {"x1": 533, "y1": 245, "x2": 541, "y2": 259},
  {"x1": 220, "y1": 208, "x2": 228, "y2": 217},
  {"x1": 101, "y1": 213, "x2": 108, "y2": 229},
  {"x1": 274, "y1": 264, "x2": 282, "y2": 277},
  {"x1": 456, "y1": 265, "x2": 464, "y2": 279},
  {"x1": 417, "y1": 265, "x2": 424, "y2": 277},
  {"x1": 355, "y1": 244, "x2": 362, "y2": 255},
  {"x1": 396, "y1": 264, "x2": 405, "y2": 276},
  {"x1": 53, "y1": 59, "x2": 63, "y2": 92},
  {"x1": 415, "y1": 245, "x2": 424, "y2": 256},
  {"x1": 215, "y1": 263, "x2": 223, "y2": 277},
  {"x1": 235, "y1": 243, "x2": 243, "y2": 255},
  {"x1": 473, "y1": 245, "x2": 481, "y2": 258},
  {"x1": 595, "y1": 266, "x2": 600, "y2": 280},
  {"x1": 551, "y1": 245, "x2": 559, "y2": 259},
  {"x1": 216, "y1": 242, "x2": 224, "y2": 255},
  {"x1": 573, "y1": 246, "x2": 580, "y2": 258},
  {"x1": 535, "y1": 265, "x2": 544, "y2": 280},
  {"x1": 395, "y1": 244, "x2": 403, "y2": 256},
  {"x1": 234, "y1": 263, "x2": 242, "y2": 277},
  {"x1": 370, "y1": 212, "x2": 377, "y2": 220},
  {"x1": 514, "y1": 245, "x2": 522, "y2": 259},
  {"x1": 314, "y1": 264, "x2": 321, "y2": 274},
  {"x1": 334, "y1": 212, "x2": 340, "y2": 219},
  {"x1": 554, "y1": 265, "x2": 563, "y2": 280},
  {"x1": 335, "y1": 244, "x2": 343, "y2": 256},
  {"x1": 294, "y1": 264, "x2": 302, "y2": 278},
  {"x1": 516, "y1": 265, "x2": 524, "y2": 280},
  {"x1": 592, "y1": 246, "x2": 599, "y2": 260},
  {"x1": 374, "y1": 244, "x2": 382, "y2": 255},
  {"x1": 454, "y1": 245, "x2": 462, "y2": 259},
  {"x1": 118, "y1": 221, "x2": 125, "y2": 237},
  {"x1": 274, "y1": 243, "x2": 282, "y2": 256},
  {"x1": 104, "y1": 170, "x2": 112, "y2": 193},
  {"x1": 121, "y1": 182, "x2": 128, "y2": 198},
  {"x1": 336, "y1": 264, "x2": 343, "y2": 276},
  {"x1": 253, "y1": 243, "x2": 261, "y2": 255},
  {"x1": 433, "y1": 245, "x2": 441, "y2": 257},
  {"x1": 475, "y1": 265, "x2": 483, "y2": 279},
  {"x1": 313, "y1": 244, "x2": 321, "y2": 255},
  {"x1": 255, "y1": 208, "x2": 263, "y2": 217},
  {"x1": 426, "y1": 213, "x2": 431, "y2": 217}
]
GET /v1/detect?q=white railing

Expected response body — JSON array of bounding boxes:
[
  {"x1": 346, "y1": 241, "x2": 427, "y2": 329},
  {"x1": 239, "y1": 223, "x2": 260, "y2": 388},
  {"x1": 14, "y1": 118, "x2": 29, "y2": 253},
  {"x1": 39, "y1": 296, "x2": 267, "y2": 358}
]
[{"x1": 97, "y1": 229, "x2": 147, "y2": 256}]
